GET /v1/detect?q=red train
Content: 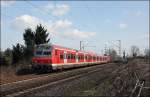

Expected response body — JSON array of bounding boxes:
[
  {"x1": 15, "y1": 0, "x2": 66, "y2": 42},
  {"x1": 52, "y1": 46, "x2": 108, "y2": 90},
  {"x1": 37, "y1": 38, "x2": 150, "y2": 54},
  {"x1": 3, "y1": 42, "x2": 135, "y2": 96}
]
[{"x1": 32, "y1": 44, "x2": 111, "y2": 72}]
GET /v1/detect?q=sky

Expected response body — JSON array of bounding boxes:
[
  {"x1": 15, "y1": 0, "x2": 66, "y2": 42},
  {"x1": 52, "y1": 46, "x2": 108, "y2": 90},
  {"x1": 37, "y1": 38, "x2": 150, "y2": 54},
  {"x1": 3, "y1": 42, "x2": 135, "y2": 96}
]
[{"x1": 1, "y1": 0, "x2": 149, "y2": 56}]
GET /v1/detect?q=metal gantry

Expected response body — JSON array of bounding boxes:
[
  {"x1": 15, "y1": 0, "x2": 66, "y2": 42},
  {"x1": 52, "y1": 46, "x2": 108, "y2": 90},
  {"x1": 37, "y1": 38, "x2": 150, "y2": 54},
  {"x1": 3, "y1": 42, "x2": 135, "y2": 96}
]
[{"x1": 107, "y1": 40, "x2": 121, "y2": 56}]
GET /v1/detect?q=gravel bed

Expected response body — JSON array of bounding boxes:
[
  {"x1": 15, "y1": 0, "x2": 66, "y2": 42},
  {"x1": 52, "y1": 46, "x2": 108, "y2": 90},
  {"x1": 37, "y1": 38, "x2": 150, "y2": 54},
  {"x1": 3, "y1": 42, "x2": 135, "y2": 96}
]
[
  {"x1": 27, "y1": 64, "x2": 120, "y2": 96},
  {"x1": 27, "y1": 59, "x2": 149, "y2": 97}
]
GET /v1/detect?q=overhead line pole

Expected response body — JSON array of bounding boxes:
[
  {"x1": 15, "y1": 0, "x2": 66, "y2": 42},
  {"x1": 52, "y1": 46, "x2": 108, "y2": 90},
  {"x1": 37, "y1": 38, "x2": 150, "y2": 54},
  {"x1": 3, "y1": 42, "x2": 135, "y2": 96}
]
[
  {"x1": 118, "y1": 40, "x2": 121, "y2": 56},
  {"x1": 108, "y1": 40, "x2": 121, "y2": 56},
  {"x1": 80, "y1": 41, "x2": 82, "y2": 50}
]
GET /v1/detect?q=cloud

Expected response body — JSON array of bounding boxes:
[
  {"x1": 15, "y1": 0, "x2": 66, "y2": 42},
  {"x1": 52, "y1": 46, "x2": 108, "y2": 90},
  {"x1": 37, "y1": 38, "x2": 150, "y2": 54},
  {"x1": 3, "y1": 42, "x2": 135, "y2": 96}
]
[
  {"x1": 52, "y1": 19, "x2": 72, "y2": 30},
  {"x1": 1, "y1": 1, "x2": 15, "y2": 6},
  {"x1": 124, "y1": 10, "x2": 143, "y2": 17},
  {"x1": 11, "y1": 15, "x2": 95, "y2": 39},
  {"x1": 62, "y1": 29, "x2": 95, "y2": 39},
  {"x1": 51, "y1": 19, "x2": 95, "y2": 39},
  {"x1": 11, "y1": 15, "x2": 45, "y2": 31},
  {"x1": 44, "y1": 3, "x2": 70, "y2": 16},
  {"x1": 119, "y1": 23, "x2": 127, "y2": 29}
]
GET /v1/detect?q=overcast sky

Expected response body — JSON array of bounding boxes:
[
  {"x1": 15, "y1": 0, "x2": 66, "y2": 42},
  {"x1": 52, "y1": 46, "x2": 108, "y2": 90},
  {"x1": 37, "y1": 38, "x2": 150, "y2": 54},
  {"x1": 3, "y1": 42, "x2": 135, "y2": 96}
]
[{"x1": 1, "y1": 1, "x2": 149, "y2": 55}]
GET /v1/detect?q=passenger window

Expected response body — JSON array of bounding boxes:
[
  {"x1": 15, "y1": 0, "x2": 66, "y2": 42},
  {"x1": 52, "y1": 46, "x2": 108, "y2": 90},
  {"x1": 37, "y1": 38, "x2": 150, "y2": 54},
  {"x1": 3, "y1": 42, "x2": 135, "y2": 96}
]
[
  {"x1": 68, "y1": 54, "x2": 70, "y2": 59},
  {"x1": 60, "y1": 53, "x2": 64, "y2": 59},
  {"x1": 86, "y1": 56, "x2": 88, "y2": 60},
  {"x1": 72, "y1": 54, "x2": 75, "y2": 59},
  {"x1": 71, "y1": 54, "x2": 73, "y2": 59},
  {"x1": 78, "y1": 56, "x2": 80, "y2": 60},
  {"x1": 55, "y1": 50, "x2": 57, "y2": 55}
]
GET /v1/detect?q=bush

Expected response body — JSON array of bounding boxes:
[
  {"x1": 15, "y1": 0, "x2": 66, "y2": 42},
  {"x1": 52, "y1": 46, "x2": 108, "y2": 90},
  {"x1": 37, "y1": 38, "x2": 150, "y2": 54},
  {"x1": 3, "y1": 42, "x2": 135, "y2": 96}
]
[
  {"x1": 16, "y1": 65, "x2": 34, "y2": 75},
  {"x1": 4, "y1": 56, "x2": 12, "y2": 65}
]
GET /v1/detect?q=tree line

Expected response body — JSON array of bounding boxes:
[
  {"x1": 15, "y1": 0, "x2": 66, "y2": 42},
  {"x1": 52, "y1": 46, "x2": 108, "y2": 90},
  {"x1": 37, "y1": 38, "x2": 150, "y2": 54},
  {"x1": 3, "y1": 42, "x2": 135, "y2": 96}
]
[
  {"x1": 106, "y1": 45, "x2": 149, "y2": 62},
  {"x1": 0, "y1": 24, "x2": 50, "y2": 66},
  {"x1": 0, "y1": 24, "x2": 149, "y2": 66}
]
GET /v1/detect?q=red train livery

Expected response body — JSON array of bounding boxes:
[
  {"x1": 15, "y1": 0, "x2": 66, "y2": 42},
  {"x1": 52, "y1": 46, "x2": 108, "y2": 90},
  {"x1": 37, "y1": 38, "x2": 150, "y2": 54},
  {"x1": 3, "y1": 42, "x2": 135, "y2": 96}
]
[{"x1": 32, "y1": 44, "x2": 111, "y2": 71}]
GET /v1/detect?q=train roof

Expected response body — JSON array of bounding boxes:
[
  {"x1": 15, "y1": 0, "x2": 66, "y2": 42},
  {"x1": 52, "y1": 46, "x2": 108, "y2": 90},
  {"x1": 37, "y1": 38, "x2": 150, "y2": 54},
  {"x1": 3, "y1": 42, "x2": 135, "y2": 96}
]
[
  {"x1": 52, "y1": 44, "x2": 97, "y2": 55},
  {"x1": 36, "y1": 43, "x2": 107, "y2": 57}
]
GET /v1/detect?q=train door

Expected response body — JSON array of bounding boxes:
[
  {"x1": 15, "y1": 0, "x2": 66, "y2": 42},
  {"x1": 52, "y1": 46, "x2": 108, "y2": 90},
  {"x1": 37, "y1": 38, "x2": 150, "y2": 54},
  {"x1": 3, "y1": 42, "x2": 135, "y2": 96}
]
[
  {"x1": 54, "y1": 49, "x2": 59, "y2": 63},
  {"x1": 64, "y1": 51, "x2": 67, "y2": 64},
  {"x1": 84, "y1": 54, "x2": 86, "y2": 62},
  {"x1": 76, "y1": 52, "x2": 78, "y2": 63},
  {"x1": 59, "y1": 50, "x2": 64, "y2": 63}
]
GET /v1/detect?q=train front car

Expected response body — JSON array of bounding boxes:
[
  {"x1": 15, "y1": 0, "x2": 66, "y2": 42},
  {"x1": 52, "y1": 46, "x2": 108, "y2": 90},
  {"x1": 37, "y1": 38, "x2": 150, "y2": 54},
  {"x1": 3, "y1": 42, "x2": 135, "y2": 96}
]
[{"x1": 32, "y1": 44, "x2": 53, "y2": 72}]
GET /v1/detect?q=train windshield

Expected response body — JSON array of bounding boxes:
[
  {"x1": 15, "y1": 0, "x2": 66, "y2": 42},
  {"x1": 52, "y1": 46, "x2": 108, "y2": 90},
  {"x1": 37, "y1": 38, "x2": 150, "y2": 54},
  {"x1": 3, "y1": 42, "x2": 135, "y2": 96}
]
[{"x1": 34, "y1": 45, "x2": 52, "y2": 56}]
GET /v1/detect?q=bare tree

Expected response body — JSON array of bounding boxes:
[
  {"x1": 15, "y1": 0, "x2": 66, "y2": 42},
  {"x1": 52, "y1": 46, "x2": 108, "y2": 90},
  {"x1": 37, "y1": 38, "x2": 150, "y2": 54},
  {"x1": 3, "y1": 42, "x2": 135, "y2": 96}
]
[
  {"x1": 130, "y1": 46, "x2": 140, "y2": 58},
  {"x1": 144, "y1": 48, "x2": 150, "y2": 63},
  {"x1": 108, "y1": 49, "x2": 117, "y2": 61},
  {"x1": 144, "y1": 48, "x2": 150, "y2": 57}
]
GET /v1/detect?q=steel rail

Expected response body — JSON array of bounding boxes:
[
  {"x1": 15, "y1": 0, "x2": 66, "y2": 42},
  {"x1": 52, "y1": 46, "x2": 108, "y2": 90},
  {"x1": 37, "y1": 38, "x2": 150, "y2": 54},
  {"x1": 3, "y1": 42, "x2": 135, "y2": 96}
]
[{"x1": 1, "y1": 63, "x2": 115, "y2": 97}]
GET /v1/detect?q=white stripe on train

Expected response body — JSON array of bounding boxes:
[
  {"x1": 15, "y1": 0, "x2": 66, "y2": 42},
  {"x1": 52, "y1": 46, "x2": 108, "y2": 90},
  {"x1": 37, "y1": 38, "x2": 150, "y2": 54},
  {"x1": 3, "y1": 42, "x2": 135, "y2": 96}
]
[{"x1": 51, "y1": 61, "x2": 108, "y2": 70}]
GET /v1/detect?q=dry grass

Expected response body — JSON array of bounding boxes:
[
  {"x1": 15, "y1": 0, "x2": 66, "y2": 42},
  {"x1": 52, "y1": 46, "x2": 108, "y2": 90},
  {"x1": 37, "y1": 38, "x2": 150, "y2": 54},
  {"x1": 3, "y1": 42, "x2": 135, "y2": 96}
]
[{"x1": 0, "y1": 65, "x2": 41, "y2": 85}]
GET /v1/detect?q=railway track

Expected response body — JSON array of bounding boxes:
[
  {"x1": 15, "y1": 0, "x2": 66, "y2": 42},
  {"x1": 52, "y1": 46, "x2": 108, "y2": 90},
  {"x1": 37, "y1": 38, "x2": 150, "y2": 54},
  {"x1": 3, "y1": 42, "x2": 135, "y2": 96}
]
[
  {"x1": 0, "y1": 63, "x2": 123, "y2": 97},
  {"x1": 29, "y1": 62, "x2": 128, "y2": 96}
]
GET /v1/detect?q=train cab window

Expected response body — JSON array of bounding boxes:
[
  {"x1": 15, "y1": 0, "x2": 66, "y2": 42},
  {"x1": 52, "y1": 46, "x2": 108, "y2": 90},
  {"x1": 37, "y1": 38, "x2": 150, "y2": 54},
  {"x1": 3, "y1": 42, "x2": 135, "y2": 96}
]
[
  {"x1": 36, "y1": 50, "x2": 51, "y2": 56},
  {"x1": 36, "y1": 51, "x2": 42, "y2": 55},
  {"x1": 43, "y1": 51, "x2": 51, "y2": 56},
  {"x1": 35, "y1": 44, "x2": 52, "y2": 56}
]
